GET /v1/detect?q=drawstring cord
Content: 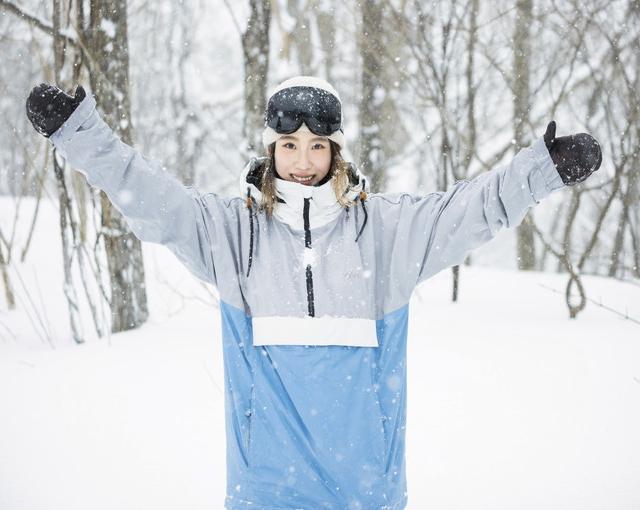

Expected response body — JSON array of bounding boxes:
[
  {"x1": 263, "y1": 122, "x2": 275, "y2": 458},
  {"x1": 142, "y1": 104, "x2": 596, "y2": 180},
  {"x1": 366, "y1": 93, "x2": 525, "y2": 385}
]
[
  {"x1": 355, "y1": 178, "x2": 368, "y2": 242},
  {"x1": 246, "y1": 187, "x2": 255, "y2": 277},
  {"x1": 245, "y1": 176, "x2": 368, "y2": 277}
]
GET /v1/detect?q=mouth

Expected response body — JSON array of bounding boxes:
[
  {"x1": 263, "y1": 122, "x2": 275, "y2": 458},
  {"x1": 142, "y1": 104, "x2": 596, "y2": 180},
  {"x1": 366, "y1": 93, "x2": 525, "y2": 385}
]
[{"x1": 291, "y1": 174, "x2": 315, "y2": 185}]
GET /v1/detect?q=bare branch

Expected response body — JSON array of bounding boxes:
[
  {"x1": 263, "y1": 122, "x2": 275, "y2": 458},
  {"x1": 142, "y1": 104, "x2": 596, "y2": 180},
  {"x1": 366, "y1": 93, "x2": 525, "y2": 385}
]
[
  {"x1": 0, "y1": 0, "x2": 77, "y2": 48},
  {"x1": 538, "y1": 283, "x2": 640, "y2": 326}
]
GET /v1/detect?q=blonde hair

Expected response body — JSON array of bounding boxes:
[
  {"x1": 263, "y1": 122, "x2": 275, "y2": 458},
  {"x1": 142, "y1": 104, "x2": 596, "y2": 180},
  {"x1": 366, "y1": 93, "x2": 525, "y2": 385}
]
[{"x1": 258, "y1": 141, "x2": 357, "y2": 216}]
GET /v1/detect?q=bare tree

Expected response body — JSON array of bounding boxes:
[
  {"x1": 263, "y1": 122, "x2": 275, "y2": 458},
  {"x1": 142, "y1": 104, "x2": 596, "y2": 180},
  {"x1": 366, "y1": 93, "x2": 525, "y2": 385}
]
[
  {"x1": 358, "y1": 0, "x2": 387, "y2": 191},
  {"x1": 383, "y1": 0, "x2": 480, "y2": 300},
  {"x1": 606, "y1": 0, "x2": 640, "y2": 278},
  {"x1": 165, "y1": 0, "x2": 204, "y2": 186},
  {"x1": 314, "y1": 0, "x2": 338, "y2": 82},
  {"x1": 1, "y1": 0, "x2": 149, "y2": 336},
  {"x1": 513, "y1": 0, "x2": 536, "y2": 270},
  {"x1": 242, "y1": 0, "x2": 271, "y2": 156},
  {"x1": 79, "y1": 0, "x2": 149, "y2": 333},
  {"x1": 52, "y1": 0, "x2": 84, "y2": 342},
  {"x1": 357, "y1": 0, "x2": 409, "y2": 192},
  {"x1": 287, "y1": 0, "x2": 313, "y2": 74},
  {"x1": 0, "y1": 227, "x2": 15, "y2": 310}
]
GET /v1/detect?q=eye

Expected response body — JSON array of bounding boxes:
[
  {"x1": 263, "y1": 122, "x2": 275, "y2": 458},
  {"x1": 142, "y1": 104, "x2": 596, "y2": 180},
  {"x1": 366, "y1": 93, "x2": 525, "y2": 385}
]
[
  {"x1": 312, "y1": 142, "x2": 327, "y2": 150},
  {"x1": 282, "y1": 142, "x2": 296, "y2": 150}
]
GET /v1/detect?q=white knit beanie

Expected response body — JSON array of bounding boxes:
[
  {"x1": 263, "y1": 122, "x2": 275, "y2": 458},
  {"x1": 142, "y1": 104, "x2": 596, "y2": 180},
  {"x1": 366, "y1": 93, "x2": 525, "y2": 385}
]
[{"x1": 262, "y1": 76, "x2": 345, "y2": 151}]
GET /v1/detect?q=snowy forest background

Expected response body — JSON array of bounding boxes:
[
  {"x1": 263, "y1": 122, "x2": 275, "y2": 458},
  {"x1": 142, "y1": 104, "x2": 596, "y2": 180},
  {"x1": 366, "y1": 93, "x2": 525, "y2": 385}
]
[
  {"x1": 1, "y1": 1, "x2": 640, "y2": 510},
  {"x1": 0, "y1": 0, "x2": 639, "y2": 339}
]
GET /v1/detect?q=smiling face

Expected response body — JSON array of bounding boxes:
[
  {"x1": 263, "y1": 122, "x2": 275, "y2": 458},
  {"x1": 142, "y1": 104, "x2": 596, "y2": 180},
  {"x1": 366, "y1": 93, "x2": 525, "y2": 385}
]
[{"x1": 273, "y1": 128, "x2": 332, "y2": 186}]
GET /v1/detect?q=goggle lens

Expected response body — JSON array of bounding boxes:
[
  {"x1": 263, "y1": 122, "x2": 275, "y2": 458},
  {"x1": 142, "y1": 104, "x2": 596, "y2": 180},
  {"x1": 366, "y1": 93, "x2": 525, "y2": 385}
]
[{"x1": 265, "y1": 86, "x2": 342, "y2": 136}]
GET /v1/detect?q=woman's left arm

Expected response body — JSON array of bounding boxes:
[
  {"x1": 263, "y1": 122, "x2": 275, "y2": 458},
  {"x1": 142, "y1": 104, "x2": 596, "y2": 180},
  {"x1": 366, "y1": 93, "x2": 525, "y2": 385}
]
[
  {"x1": 380, "y1": 126, "x2": 601, "y2": 294},
  {"x1": 415, "y1": 137, "x2": 562, "y2": 283}
]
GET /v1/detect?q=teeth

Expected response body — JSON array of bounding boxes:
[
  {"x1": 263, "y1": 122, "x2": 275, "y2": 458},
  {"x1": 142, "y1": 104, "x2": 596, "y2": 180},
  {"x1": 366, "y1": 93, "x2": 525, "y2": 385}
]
[{"x1": 293, "y1": 175, "x2": 313, "y2": 182}]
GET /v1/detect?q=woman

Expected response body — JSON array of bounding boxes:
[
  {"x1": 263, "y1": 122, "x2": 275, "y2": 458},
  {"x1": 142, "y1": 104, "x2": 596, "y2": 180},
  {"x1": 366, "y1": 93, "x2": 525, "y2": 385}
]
[{"x1": 26, "y1": 76, "x2": 601, "y2": 509}]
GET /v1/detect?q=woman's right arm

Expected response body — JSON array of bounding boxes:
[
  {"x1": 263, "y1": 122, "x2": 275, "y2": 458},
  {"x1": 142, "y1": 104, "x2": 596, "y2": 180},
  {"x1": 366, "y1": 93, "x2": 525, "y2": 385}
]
[{"x1": 45, "y1": 90, "x2": 224, "y2": 286}]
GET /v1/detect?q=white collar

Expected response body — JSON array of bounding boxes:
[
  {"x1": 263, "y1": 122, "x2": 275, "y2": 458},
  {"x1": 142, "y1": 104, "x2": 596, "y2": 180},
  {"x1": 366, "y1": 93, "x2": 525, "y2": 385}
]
[
  {"x1": 273, "y1": 177, "x2": 343, "y2": 230},
  {"x1": 239, "y1": 158, "x2": 369, "y2": 231}
]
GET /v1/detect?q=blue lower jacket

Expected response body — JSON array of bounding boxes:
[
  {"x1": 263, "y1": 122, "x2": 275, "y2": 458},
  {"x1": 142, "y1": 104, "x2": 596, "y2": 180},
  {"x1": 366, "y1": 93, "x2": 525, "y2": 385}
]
[{"x1": 222, "y1": 301, "x2": 409, "y2": 510}]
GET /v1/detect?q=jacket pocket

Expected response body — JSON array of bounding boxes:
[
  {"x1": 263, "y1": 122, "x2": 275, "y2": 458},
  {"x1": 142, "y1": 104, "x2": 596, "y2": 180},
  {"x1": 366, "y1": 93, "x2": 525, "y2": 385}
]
[
  {"x1": 245, "y1": 384, "x2": 255, "y2": 465},
  {"x1": 375, "y1": 396, "x2": 389, "y2": 472},
  {"x1": 370, "y1": 368, "x2": 389, "y2": 473}
]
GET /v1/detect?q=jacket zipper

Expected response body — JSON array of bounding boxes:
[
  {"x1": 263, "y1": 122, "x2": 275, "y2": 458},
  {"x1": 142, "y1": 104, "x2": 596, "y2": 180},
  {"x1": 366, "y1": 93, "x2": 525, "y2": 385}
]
[{"x1": 303, "y1": 197, "x2": 315, "y2": 317}]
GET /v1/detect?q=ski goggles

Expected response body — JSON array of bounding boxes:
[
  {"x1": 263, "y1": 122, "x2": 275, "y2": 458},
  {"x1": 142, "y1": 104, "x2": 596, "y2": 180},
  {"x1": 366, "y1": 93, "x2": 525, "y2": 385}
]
[{"x1": 265, "y1": 86, "x2": 342, "y2": 136}]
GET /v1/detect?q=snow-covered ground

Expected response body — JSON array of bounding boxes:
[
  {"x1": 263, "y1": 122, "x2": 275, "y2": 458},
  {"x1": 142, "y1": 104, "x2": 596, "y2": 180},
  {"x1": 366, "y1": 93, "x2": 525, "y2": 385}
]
[{"x1": 1, "y1": 197, "x2": 639, "y2": 510}]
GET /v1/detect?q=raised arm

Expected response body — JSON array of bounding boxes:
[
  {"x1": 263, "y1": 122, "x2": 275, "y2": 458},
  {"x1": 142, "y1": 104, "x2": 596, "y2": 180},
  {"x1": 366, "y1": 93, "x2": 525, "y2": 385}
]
[
  {"x1": 377, "y1": 123, "x2": 601, "y2": 298},
  {"x1": 26, "y1": 84, "x2": 232, "y2": 286}
]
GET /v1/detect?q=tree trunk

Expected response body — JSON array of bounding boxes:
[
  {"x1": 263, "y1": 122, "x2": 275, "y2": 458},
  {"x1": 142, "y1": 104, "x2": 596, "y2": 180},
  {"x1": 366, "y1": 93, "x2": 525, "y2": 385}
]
[
  {"x1": 452, "y1": 0, "x2": 480, "y2": 303},
  {"x1": 359, "y1": 0, "x2": 387, "y2": 192},
  {"x1": 287, "y1": 0, "x2": 313, "y2": 74},
  {"x1": 53, "y1": 154, "x2": 84, "y2": 342},
  {"x1": 167, "y1": 0, "x2": 197, "y2": 186},
  {"x1": 513, "y1": 0, "x2": 536, "y2": 270},
  {"x1": 315, "y1": 1, "x2": 336, "y2": 82},
  {"x1": 451, "y1": 264, "x2": 459, "y2": 302},
  {"x1": 558, "y1": 188, "x2": 581, "y2": 272},
  {"x1": 0, "y1": 232, "x2": 15, "y2": 310},
  {"x1": 608, "y1": 206, "x2": 626, "y2": 277},
  {"x1": 242, "y1": 0, "x2": 271, "y2": 157},
  {"x1": 52, "y1": 0, "x2": 83, "y2": 343},
  {"x1": 87, "y1": 0, "x2": 149, "y2": 332}
]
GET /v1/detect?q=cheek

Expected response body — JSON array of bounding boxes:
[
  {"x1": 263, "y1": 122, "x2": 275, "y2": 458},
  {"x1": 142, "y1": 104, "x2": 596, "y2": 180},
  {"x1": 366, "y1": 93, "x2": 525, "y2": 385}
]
[
  {"x1": 274, "y1": 152, "x2": 290, "y2": 172},
  {"x1": 313, "y1": 150, "x2": 332, "y2": 172}
]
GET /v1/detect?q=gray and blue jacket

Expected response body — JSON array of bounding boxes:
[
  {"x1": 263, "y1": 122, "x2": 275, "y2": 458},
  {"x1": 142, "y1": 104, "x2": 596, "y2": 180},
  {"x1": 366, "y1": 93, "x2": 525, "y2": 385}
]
[{"x1": 51, "y1": 94, "x2": 566, "y2": 510}]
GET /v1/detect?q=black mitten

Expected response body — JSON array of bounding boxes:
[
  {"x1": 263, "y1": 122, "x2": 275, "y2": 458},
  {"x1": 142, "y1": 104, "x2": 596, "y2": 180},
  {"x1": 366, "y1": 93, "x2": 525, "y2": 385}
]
[
  {"x1": 26, "y1": 83, "x2": 86, "y2": 137},
  {"x1": 544, "y1": 121, "x2": 602, "y2": 186}
]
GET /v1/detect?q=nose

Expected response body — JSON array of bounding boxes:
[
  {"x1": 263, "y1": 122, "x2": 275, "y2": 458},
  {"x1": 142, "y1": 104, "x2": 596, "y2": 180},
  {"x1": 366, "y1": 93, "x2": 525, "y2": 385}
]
[{"x1": 296, "y1": 148, "x2": 311, "y2": 171}]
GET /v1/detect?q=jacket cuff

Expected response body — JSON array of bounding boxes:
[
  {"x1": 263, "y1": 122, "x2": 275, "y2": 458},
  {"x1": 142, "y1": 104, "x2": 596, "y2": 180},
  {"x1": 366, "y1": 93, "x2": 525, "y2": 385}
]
[
  {"x1": 529, "y1": 137, "x2": 565, "y2": 198},
  {"x1": 50, "y1": 93, "x2": 97, "y2": 147}
]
